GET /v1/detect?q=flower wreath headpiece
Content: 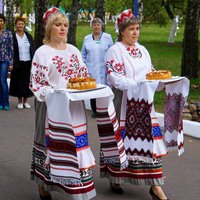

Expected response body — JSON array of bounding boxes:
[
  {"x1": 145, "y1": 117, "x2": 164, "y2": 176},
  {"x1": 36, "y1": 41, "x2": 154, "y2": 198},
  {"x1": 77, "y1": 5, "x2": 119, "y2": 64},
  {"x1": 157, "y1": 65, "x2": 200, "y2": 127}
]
[
  {"x1": 43, "y1": 7, "x2": 61, "y2": 23},
  {"x1": 117, "y1": 9, "x2": 134, "y2": 28}
]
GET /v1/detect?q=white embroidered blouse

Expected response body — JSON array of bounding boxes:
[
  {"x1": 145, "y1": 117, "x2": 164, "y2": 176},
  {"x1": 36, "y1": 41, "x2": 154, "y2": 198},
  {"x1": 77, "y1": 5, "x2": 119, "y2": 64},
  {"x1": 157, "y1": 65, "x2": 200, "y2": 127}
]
[
  {"x1": 106, "y1": 42, "x2": 153, "y2": 90},
  {"x1": 30, "y1": 44, "x2": 88, "y2": 101}
]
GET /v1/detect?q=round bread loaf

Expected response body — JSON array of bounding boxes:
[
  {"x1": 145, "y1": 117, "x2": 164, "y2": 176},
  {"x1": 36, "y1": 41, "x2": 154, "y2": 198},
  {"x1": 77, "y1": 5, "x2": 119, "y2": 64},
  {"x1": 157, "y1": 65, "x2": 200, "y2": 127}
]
[
  {"x1": 67, "y1": 77, "x2": 96, "y2": 90},
  {"x1": 146, "y1": 70, "x2": 172, "y2": 80}
]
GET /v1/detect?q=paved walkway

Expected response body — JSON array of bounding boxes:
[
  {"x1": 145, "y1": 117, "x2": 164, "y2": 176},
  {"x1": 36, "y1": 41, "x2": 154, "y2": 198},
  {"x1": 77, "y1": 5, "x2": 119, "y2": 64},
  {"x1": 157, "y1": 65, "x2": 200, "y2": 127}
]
[{"x1": 0, "y1": 97, "x2": 200, "y2": 200}]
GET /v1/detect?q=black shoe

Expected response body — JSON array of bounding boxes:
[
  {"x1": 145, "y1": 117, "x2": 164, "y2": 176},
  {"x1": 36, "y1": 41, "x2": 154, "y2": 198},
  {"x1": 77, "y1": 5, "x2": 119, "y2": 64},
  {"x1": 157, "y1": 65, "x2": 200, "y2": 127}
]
[
  {"x1": 39, "y1": 194, "x2": 52, "y2": 200},
  {"x1": 38, "y1": 186, "x2": 52, "y2": 200},
  {"x1": 91, "y1": 113, "x2": 96, "y2": 118},
  {"x1": 110, "y1": 182, "x2": 124, "y2": 194},
  {"x1": 149, "y1": 187, "x2": 169, "y2": 200}
]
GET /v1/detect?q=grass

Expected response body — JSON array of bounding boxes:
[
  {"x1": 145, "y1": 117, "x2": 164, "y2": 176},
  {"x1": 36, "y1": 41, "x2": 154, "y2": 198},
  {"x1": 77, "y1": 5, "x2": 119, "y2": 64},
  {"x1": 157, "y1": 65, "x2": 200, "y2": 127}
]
[{"x1": 32, "y1": 21, "x2": 200, "y2": 112}]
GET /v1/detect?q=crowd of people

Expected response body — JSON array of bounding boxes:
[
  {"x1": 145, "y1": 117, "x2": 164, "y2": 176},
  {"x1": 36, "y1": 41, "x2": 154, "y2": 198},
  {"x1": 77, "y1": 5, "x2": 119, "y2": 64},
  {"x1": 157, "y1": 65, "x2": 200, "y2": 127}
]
[{"x1": 0, "y1": 6, "x2": 189, "y2": 200}]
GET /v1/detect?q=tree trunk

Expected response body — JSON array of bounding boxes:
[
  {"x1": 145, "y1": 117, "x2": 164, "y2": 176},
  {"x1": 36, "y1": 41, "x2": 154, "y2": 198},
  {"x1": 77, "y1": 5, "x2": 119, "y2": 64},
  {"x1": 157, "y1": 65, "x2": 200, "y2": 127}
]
[
  {"x1": 95, "y1": 0, "x2": 105, "y2": 30},
  {"x1": 168, "y1": 16, "x2": 179, "y2": 44},
  {"x1": 54, "y1": 0, "x2": 62, "y2": 7},
  {"x1": 6, "y1": 0, "x2": 14, "y2": 32},
  {"x1": 161, "y1": 0, "x2": 174, "y2": 20},
  {"x1": 34, "y1": 0, "x2": 49, "y2": 49},
  {"x1": 181, "y1": 0, "x2": 200, "y2": 78},
  {"x1": 67, "y1": 0, "x2": 80, "y2": 46}
]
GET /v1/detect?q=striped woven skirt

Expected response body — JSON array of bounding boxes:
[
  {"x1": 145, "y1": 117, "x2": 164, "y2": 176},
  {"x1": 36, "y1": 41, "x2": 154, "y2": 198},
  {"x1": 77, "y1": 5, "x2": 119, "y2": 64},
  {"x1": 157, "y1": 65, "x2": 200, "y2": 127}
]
[
  {"x1": 30, "y1": 99, "x2": 96, "y2": 200},
  {"x1": 100, "y1": 158, "x2": 164, "y2": 186}
]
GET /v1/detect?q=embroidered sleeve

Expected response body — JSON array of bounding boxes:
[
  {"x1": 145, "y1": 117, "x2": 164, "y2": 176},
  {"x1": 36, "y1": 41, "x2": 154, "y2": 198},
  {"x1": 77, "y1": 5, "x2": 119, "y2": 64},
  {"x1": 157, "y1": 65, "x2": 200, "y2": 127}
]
[
  {"x1": 106, "y1": 48, "x2": 136, "y2": 91},
  {"x1": 29, "y1": 52, "x2": 52, "y2": 102}
]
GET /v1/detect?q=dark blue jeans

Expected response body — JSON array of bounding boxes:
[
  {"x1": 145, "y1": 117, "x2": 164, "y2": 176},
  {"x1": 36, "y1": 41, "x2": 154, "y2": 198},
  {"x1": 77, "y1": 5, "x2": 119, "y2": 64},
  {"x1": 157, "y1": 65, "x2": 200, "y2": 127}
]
[{"x1": 0, "y1": 61, "x2": 9, "y2": 107}]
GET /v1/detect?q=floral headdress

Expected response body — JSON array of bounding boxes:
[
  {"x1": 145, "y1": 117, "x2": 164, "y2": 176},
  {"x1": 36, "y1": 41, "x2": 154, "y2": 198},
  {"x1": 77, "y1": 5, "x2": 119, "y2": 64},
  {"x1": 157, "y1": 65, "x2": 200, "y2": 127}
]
[
  {"x1": 117, "y1": 9, "x2": 134, "y2": 28},
  {"x1": 43, "y1": 7, "x2": 61, "y2": 23}
]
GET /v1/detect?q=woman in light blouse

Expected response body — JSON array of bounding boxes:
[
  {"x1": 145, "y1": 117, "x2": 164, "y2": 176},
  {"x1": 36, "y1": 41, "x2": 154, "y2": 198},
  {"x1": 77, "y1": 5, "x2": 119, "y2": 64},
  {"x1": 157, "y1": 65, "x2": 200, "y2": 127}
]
[
  {"x1": 81, "y1": 18, "x2": 113, "y2": 117},
  {"x1": 9, "y1": 17, "x2": 35, "y2": 109}
]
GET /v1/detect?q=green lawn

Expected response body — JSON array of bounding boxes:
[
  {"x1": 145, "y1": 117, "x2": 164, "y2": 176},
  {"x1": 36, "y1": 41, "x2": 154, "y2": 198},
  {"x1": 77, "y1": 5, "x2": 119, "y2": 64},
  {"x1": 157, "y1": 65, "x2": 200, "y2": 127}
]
[{"x1": 32, "y1": 21, "x2": 200, "y2": 112}]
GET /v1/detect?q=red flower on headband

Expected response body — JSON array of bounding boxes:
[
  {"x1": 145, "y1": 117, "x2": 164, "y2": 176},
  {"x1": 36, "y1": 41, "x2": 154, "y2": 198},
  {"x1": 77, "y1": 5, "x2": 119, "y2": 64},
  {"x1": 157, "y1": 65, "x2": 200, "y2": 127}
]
[
  {"x1": 43, "y1": 7, "x2": 61, "y2": 22},
  {"x1": 117, "y1": 9, "x2": 134, "y2": 28}
]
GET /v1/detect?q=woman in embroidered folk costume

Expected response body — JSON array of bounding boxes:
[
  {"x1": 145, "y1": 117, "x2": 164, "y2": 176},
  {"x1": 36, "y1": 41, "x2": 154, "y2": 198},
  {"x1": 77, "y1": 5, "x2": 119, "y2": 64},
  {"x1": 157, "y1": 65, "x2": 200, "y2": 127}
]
[
  {"x1": 29, "y1": 7, "x2": 96, "y2": 200},
  {"x1": 103, "y1": 9, "x2": 170, "y2": 199}
]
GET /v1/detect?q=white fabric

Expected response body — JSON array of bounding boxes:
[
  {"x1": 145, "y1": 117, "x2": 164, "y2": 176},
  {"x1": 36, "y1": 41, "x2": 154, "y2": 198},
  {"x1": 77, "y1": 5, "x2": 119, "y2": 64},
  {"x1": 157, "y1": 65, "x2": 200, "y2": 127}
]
[
  {"x1": 106, "y1": 42, "x2": 152, "y2": 91},
  {"x1": 45, "y1": 86, "x2": 118, "y2": 170},
  {"x1": 164, "y1": 77, "x2": 190, "y2": 155},
  {"x1": 55, "y1": 85, "x2": 114, "y2": 101},
  {"x1": 16, "y1": 33, "x2": 31, "y2": 61},
  {"x1": 106, "y1": 42, "x2": 153, "y2": 129},
  {"x1": 127, "y1": 81, "x2": 159, "y2": 102},
  {"x1": 81, "y1": 32, "x2": 113, "y2": 84},
  {"x1": 151, "y1": 110, "x2": 168, "y2": 157},
  {"x1": 126, "y1": 80, "x2": 168, "y2": 160},
  {"x1": 45, "y1": 92, "x2": 96, "y2": 171},
  {"x1": 30, "y1": 44, "x2": 87, "y2": 102},
  {"x1": 95, "y1": 95, "x2": 128, "y2": 169},
  {"x1": 164, "y1": 77, "x2": 190, "y2": 98}
]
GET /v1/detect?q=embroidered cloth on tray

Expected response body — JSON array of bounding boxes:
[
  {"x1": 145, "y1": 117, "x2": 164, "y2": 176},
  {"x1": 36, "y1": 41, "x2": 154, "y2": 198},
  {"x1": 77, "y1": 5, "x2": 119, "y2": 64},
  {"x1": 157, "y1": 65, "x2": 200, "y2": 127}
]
[
  {"x1": 164, "y1": 77, "x2": 190, "y2": 155},
  {"x1": 125, "y1": 77, "x2": 190, "y2": 159},
  {"x1": 96, "y1": 97, "x2": 128, "y2": 169},
  {"x1": 44, "y1": 86, "x2": 128, "y2": 185},
  {"x1": 125, "y1": 81, "x2": 167, "y2": 162}
]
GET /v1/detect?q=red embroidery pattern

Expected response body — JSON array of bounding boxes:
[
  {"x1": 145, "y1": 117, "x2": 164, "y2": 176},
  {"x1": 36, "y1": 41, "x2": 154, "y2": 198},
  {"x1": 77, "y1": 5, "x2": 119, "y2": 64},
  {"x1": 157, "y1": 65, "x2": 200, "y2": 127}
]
[
  {"x1": 30, "y1": 62, "x2": 49, "y2": 92},
  {"x1": 52, "y1": 54, "x2": 88, "y2": 79},
  {"x1": 164, "y1": 93, "x2": 185, "y2": 133},
  {"x1": 125, "y1": 98, "x2": 152, "y2": 142},
  {"x1": 126, "y1": 47, "x2": 142, "y2": 59},
  {"x1": 106, "y1": 60, "x2": 125, "y2": 75},
  {"x1": 125, "y1": 98, "x2": 153, "y2": 158}
]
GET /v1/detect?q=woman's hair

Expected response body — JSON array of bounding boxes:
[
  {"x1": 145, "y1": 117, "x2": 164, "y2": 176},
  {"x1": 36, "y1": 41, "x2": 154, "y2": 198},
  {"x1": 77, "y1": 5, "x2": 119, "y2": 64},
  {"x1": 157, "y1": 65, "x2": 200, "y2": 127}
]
[
  {"x1": 43, "y1": 12, "x2": 69, "y2": 44},
  {"x1": 0, "y1": 13, "x2": 5, "y2": 23},
  {"x1": 118, "y1": 16, "x2": 141, "y2": 41},
  {"x1": 15, "y1": 17, "x2": 26, "y2": 25},
  {"x1": 92, "y1": 18, "x2": 103, "y2": 26}
]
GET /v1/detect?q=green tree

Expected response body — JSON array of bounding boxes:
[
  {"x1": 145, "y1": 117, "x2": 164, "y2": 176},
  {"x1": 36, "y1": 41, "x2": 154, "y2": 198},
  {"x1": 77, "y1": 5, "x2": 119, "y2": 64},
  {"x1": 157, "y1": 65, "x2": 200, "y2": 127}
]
[
  {"x1": 80, "y1": 0, "x2": 96, "y2": 9},
  {"x1": 34, "y1": 0, "x2": 49, "y2": 49},
  {"x1": 95, "y1": 0, "x2": 105, "y2": 23},
  {"x1": 105, "y1": 0, "x2": 132, "y2": 15},
  {"x1": 181, "y1": 0, "x2": 200, "y2": 78},
  {"x1": 6, "y1": 0, "x2": 14, "y2": 32},
  {"x1": 14, "y1": 0, "x2": 33, "y2": 16},
  {"x1": 67, "y1": 0, "x2": 81, "y2": 46}
]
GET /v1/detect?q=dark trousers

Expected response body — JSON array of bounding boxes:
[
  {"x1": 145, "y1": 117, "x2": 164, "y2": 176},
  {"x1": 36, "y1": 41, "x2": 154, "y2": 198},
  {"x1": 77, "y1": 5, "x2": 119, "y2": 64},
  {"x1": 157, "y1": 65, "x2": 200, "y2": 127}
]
[{"x1": 90, "y1": 98, "x2": 96, "y2": 114}]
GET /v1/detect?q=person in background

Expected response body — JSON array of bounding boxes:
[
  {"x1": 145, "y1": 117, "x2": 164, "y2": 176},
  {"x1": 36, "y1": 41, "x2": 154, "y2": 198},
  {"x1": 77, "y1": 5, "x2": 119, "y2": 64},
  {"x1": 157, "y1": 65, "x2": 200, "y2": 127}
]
[
  {"x1": 9, "y1": 17, "x2": 35, "y2": 109},
  {"x1": 29, "y1": 7, "x2": 96, "y2": 200},
  {"x1": 103, "y1": 9, "x2": 169, "y2": 200},
  {"x1": 81, "y1": 18, "x2": 113, "y2": 117},
  {"x1": 0, "y1": 13, "x2": 13, "y2": 111}
]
